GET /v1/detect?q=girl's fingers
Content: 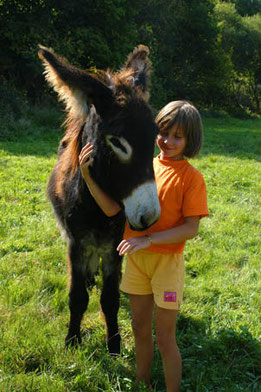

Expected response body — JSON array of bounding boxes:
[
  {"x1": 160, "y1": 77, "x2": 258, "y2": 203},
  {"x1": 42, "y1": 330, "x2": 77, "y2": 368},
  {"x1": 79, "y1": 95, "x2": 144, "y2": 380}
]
[
  {"x1": 117, "y1": 239, "x2": 134, "y2": 251},
  {"x1": 79, "y1": 143, "x2": 93, "y2": 160},
  {"x1": 117, "y1": 240, "x2": 129, "y2": 252},
  {"x1": 79, "y1": 148, "x2": 94, "y2": 165},
  {"x1": 120, "y1": 242, "x2": 142, "y2": 256},
  {"x1": 81, "y1": 142, "x2": 92, "y2": 151},
  {"x1": 79, "y1": 145, "x2": 93, "y2": 158},
  {"x1": 117, "y1": 242, "x2": 129, "y2": 254},
  {"x1": 117, "y1": 240, "x2": 130, "y2": 255},
  {"x1": 116, "y1": 240, "x2": 125, "y2": 251},
  {"x1": 119, "y1": 243, "x2": 133, "y2": 256},
  {"x1": 117, "y1": 236, "x2": 150, "y2": 255},
  {"x1": 118, "y1": 239, "x2": 143, "y2": 256},
  {"x1": 79, "y1": 144, "x2": 88, "y2": 158},
  {"x1": 80, "y1": 150, "x2": 93, "y2": 163}
]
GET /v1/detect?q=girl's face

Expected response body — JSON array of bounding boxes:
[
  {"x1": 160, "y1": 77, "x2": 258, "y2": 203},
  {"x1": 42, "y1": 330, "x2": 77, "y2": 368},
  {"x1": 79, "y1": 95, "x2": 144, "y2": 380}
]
[{"x1": 157, "y1": 124, "x2": 186, "y2": 161}]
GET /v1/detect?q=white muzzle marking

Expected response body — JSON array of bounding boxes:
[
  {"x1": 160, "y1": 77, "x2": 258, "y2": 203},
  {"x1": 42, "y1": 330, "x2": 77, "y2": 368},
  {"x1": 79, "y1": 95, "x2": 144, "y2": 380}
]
[{"x1": 123, "y1": 181, "x2": 161, "y2": 230}]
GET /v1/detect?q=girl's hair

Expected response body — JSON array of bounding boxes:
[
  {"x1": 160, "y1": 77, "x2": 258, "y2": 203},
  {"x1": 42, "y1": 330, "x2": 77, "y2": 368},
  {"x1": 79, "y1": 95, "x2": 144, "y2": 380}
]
[{"x1": 155, "y1": 100, "x2": 203, "y2": 158}]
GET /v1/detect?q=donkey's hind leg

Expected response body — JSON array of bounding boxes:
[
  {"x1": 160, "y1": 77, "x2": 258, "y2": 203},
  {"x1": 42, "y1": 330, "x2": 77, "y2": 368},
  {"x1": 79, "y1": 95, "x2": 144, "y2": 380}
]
[
  {"x1": 101, "y1": 257, "x2": 122, "y2": 355},
  {"x1": 66, "y1": 240, "x2": 89, "y2": 347}
]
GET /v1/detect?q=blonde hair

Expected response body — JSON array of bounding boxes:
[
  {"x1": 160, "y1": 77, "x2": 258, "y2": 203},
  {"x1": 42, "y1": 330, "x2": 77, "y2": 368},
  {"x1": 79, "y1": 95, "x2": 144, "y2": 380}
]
[{"x1": 155, "y1": 101, "x2": 203, "y2": 158}]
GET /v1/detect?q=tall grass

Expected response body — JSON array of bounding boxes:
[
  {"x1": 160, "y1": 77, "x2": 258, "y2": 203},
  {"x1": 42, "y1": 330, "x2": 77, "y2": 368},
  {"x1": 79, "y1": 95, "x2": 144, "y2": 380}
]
[{"x1": 0, "y1": 108, "x2": 260, "y2": 391}]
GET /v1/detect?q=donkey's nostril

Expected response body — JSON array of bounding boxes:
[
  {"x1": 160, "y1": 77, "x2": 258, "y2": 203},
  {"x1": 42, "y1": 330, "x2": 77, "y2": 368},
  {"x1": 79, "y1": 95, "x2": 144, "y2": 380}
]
[
  {"x1": 140, "y1": 215, "x2": 146, "y2": 227},
  {"x1": 139, "y1": 211, "x2": 160, "y2": 230}
]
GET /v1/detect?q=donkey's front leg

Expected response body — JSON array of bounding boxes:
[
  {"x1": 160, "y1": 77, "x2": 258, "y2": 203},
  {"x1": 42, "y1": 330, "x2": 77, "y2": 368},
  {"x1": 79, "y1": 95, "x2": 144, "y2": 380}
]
[
  {"x1": 66, "y1": 241, "x2": 89, "y2": 347},
  {"x1": 101, "y1": 261, "x2": 122, "y2": 356}
]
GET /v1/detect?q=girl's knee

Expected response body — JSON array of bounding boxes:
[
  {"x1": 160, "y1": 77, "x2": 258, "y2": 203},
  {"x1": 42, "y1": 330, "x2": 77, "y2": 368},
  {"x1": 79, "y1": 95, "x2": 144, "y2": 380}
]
[
  {"x1": 131, "y1": 317, "x2": 151, "y2": 339},
  {"x1": 156, "y1": 330, "x2": 177, "y2": 354},
  {"x1": 155, "y1": 306, "x2": 178, "y2": 354}
]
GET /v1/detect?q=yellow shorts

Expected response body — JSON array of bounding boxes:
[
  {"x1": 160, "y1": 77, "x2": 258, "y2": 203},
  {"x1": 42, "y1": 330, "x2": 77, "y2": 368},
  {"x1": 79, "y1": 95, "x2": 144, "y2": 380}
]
[{"x1": 120, "y1": 250, "x2": 185, "y2": 310}]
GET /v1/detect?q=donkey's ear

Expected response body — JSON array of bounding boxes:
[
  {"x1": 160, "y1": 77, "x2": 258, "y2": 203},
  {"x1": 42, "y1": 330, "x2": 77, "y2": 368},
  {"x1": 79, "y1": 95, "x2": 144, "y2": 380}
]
[
  {"x1": 38, "y1": 45, "x2": 114, "y2": 118},
  {"x1": 123, "y1": 45, "x2": 151, "y2": 100}
]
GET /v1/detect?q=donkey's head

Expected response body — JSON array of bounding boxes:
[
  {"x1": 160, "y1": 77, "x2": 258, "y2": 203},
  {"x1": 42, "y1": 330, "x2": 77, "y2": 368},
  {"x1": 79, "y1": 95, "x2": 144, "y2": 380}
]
[{"x1": 39, "y1": 45, "x2": 160, "y2": 230}]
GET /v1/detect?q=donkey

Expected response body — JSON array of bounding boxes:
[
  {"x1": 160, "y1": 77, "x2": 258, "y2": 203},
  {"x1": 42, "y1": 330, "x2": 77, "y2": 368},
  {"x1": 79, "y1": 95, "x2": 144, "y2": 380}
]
[{"x1": 38, "y1": 44, "x2": 161, "y2": 355}]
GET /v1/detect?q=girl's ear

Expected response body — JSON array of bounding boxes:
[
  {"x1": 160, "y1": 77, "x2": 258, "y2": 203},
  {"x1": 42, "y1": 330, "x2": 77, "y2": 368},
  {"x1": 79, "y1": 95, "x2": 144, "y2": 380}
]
[
  {"x1": 122, "y1": 45, "x2": 152, "y2": 101},
  {"x1": 38, "y1": 45, "x2": 114, "y2": 118}
]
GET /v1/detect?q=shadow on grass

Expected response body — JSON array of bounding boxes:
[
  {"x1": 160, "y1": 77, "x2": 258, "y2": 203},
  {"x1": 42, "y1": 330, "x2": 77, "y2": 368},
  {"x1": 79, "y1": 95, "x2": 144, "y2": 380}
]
[
  {"x1": 200, "y1": 116, "x2": 261, "y2": 162},
  {"x1": 119, "y1": 295, "x2": 261, "y2": 391},
  {"x1": 202, "y1": 130, "x2": 260, "y2": 162},
  {"x1": 0, "y1": 128, "x2": 61, "y2": 158},
  {"x1": 0, "y1": 106, "x2": 64, "y2": 158},
  {"x1": 178, "y1": 313, "x2": 260, "y2": 391}
]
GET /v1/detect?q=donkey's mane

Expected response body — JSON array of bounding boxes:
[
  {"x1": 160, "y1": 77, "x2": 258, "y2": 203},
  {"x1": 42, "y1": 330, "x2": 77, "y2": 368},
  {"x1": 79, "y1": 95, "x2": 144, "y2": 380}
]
[{"x1": 55, "y1": 117, "x2": 85, "y2": 191}]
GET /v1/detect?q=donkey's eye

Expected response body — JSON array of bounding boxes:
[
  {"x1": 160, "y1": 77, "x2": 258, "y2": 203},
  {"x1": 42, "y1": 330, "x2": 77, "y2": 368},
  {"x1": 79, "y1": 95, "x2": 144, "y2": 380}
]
[
  {"x1": 116, "y1": 96, "x2": 127, "y2": 105},
  {"x1": 109, "y1": 137, "x2": 127, "y2": 154},
  {"x1": 106, "y1": 135, "x2": 132, "y2": 163}
]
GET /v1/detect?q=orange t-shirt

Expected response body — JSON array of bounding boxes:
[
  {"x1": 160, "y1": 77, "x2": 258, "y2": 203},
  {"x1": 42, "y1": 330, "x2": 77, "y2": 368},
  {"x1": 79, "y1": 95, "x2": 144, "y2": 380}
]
[{"x1": 124, "y1": 155, "x2": 209, "y2": 254}]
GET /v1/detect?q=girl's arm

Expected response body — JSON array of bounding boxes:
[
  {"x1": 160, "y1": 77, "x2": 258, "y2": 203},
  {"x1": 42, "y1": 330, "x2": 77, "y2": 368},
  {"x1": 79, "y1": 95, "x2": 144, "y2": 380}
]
[
  {"x1": 117, "y1": 216, "x2": 200, "y2": 255},
  {"x1": 79, "y1": 143, "x2": 121, "y2": 217}
]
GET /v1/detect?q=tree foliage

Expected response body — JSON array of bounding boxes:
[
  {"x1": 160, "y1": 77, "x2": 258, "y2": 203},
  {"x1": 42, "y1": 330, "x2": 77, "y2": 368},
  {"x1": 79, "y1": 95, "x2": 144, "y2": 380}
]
[
  {"x1": 135, "y1": 0, "x2": 231, "y2": 108},
  {"x1": 0, "y1": 0, "x2": 260, "y2": 113},
  {"x1": 0, "y1": 0, "x2": 138, "y2": 100},
  {"x1": 223, "y1": 0, "x2": 261, "y2": 16},
  {"x1": 215, "y1": 1, "x2": 261, "y2": 113}
]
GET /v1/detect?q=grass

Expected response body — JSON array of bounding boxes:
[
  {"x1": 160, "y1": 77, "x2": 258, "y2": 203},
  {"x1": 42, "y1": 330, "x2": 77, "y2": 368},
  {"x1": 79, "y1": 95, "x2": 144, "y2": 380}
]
[{"x1": 0, "y1": 107, "x2": 260, "y2": 391}]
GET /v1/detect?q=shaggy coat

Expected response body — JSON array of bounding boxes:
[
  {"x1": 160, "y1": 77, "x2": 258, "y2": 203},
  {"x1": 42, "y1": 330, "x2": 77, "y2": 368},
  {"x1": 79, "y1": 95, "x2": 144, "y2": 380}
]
[{"x1": 38, "y1": 45, "x2": 160, "y2": 354}]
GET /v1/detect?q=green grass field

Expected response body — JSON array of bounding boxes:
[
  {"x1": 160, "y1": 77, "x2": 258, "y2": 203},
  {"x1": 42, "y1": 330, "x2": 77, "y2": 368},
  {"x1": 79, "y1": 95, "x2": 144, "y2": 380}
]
[{"x1": 0, "y1": 108, "x2": 260, "y2": 391}]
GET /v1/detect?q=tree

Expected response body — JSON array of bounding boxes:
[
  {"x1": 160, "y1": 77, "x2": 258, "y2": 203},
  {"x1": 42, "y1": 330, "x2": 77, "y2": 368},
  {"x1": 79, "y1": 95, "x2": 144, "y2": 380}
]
[
  {"x1": 1, "y1": 0, "x2": 260, "y2": 113},
  {"x1": 133, "y1": 0, "x2": 231, "y2": 109},
  {"x1": 215, "y1": 1, "x2": 261, "y2": 113},
  {"x1": 223, "y1": 0, "x2": 261, "y2": 16},
  {"x1": 0, "y1": 0, "x2": 138, "y2": 101}
]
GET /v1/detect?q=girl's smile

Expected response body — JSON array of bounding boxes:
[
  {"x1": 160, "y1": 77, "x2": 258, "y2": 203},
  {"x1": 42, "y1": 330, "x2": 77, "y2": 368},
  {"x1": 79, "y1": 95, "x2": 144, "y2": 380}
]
[{"x1": 157, "y1": 124, "x2": 186, "y2": 161}]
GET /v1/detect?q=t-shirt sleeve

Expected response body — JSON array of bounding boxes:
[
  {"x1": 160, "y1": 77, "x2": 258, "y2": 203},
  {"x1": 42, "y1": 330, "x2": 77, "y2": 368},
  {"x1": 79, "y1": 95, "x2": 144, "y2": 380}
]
[{"x1": 182, "y1": 170, "x2": 209, "y2": 219}]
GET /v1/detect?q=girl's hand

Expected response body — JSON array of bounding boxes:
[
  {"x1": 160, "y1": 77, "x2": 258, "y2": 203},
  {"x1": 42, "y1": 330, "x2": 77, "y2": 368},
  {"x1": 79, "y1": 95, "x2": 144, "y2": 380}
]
[
  {"x1": 117, "y1": 236, "x2": 151, "y2": 256},
  {"x1": 79, "y1": 142, "x2": 94, "y2": 179}
]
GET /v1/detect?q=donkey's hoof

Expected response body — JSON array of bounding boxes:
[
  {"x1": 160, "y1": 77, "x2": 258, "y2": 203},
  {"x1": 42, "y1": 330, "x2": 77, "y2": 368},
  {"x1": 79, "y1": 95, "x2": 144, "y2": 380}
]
[
  {"x1": 65, "y1": 333, "x2": 82, "y2": 348},
  {"x1": 107, "y1": 332, "x2": 121, "y2": 356}
]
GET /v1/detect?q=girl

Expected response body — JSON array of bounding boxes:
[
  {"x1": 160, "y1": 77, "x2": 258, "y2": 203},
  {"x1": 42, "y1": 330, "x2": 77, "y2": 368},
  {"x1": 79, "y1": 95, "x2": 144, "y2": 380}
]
[{"x1": 79, "y1": 101, "x2": 209, "y2": 392}]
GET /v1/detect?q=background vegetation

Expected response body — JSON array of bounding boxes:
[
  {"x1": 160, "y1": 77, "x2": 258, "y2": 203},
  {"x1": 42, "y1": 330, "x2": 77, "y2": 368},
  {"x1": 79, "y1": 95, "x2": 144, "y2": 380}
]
[{"x1": 0, "y1": 0, "x2": 261, "y2": 115}]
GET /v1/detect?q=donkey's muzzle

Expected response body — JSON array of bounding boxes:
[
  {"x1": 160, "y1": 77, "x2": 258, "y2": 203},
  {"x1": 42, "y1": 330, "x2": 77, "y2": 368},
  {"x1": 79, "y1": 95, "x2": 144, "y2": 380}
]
[{"x1": 123, "y1": 181, "x2": 161, "y2": 231}]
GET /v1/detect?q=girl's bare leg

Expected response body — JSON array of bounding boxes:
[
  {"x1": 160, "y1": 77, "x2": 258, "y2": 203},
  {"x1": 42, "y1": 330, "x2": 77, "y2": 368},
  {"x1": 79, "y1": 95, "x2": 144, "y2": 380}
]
[
  {"x1": 129, "y1": 294, "x2": 154, "y2": 387},
  {"x1": 155, "y1": 306, "x2": 181, "y2": 392}
]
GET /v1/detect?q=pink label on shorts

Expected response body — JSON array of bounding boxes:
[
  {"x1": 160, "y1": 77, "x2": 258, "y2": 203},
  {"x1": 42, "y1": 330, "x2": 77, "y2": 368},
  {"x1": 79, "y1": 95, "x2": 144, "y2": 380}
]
[{"x1": 164, "y1": 291, "x2": 176, "y2": 302}]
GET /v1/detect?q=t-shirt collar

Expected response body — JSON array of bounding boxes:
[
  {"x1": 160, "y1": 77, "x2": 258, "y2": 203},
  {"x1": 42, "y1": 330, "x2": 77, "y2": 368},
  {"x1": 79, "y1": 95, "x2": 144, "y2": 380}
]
[{"x1": 156, "y1": 154, "x2": 188, "y2": 167}]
